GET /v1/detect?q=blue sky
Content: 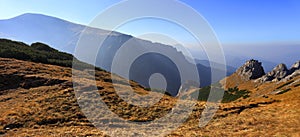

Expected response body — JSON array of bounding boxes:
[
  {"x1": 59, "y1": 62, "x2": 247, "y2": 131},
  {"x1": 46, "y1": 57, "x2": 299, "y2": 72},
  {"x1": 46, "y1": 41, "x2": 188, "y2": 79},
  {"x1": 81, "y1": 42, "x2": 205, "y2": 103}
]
[{"x1": 0, "y1": 0, "x2": 300, "y2": 46}]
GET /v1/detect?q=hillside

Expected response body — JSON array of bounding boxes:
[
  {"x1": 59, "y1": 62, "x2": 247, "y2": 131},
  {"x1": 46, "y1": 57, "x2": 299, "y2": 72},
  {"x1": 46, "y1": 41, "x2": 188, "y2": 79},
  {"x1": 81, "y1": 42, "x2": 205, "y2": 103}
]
[
  {"x1": 0, "y1": 57, "x2": 176, "y2": 136},
  {"x1": 0, "y1": 39, "x2": 97, "y2": 70},
  {"x1": 0, "y1": 58, "x2": 299, "y2": 136}
]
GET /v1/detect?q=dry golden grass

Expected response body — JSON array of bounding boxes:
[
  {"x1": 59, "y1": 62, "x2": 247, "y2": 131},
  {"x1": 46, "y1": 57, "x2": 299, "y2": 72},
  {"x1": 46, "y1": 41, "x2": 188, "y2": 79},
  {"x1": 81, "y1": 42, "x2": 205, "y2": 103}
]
[{"x1": 0, "y1": 58, "x2": 299, "y2": 136}]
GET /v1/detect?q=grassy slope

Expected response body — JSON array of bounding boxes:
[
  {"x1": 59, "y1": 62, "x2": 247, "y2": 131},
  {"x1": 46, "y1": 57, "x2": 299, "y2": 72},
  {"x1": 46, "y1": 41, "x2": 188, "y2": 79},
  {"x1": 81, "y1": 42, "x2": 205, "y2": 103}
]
[{"x1": 0, "y1": 58, "x2": 299, "y2": 136}]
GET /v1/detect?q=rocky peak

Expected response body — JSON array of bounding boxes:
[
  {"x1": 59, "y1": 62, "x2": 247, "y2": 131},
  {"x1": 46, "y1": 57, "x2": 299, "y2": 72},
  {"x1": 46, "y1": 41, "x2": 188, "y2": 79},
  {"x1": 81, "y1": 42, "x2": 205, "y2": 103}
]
[
  {"x1": 275, "y1": 63, "x2": 288, "y2": 72},
  {"x1": 289, "y1": 61, "x2": 300, "y2": 74},
  {"x1": 234, "y1": 60, "x2": 300, "y2": 83},
  {"x1": 260, "y1": 63, "x2": 289, "y2": 82},
  {"x1": 237, "y1": 59, "x2": 265, "y2": 80}
]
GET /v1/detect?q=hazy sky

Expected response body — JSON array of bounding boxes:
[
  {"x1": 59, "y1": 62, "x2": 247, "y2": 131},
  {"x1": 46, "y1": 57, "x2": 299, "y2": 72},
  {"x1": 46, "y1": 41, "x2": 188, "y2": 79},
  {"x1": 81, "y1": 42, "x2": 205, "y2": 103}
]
[{"x1": 0, "y1": 0, "x2": 300, "y2": 46}]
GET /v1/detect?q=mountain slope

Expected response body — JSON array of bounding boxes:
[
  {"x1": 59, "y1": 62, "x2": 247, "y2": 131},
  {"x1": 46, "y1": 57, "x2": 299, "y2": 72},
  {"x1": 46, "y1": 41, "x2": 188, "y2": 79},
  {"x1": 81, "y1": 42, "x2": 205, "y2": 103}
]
[
  {"x1": 0, "y1": 57, "x2": 176, "y2": 136},
  {"x1": 0, "y1": 58, "x2": 299, "y2": 136}
]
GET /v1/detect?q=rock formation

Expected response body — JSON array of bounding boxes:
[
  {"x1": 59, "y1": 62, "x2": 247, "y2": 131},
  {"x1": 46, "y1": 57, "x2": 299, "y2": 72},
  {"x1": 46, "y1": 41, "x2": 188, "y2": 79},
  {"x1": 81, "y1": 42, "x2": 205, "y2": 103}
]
[
  {"x1": 260, "y1": 63, "x2": 289, "y2": 82},
  {"x1": 235, "y1": 60, "x2": 300, "y2": 83},
  {"x1": 289, "y1": 61, "x2": 300, "y2": 74},
  {"x1": 256, "y1": 60, "x2": 300, "y2": 82},
  {"x1": 236, "y1": 59, "x2": 265, "y2": 80}
]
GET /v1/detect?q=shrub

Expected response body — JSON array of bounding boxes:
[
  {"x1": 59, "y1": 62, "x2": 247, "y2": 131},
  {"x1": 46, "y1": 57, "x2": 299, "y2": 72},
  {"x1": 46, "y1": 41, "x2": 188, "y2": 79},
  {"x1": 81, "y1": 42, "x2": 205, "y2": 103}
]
[{"x1": 197, "y1": 86, "x2": 250, "y2": 103}]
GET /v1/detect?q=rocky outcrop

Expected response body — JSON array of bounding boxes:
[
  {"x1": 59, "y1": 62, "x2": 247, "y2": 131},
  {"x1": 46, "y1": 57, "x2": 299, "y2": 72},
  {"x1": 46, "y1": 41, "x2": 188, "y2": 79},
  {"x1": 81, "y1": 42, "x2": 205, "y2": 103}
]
[
  {"x1": 280, "y1": 61, "x2": 300, "y2": 82},
  {"x1": 260, "y1": 64, "x2": 289, "y2": 82},
  {"x1": 289, "y1": 61, "x2": 300, "y2": 74},
  {"x1": 281, "y1": 70, "x2": 300, "y2": 82},
  {"x1": 257, "y1": 60, "x2": 300, "y2": 82},
  {"x1": 235, "y1": 60, "x2": 300, "y2": 83},
  {"x1": 236, "y1": 59, "x2": 265, "y2": 80}
]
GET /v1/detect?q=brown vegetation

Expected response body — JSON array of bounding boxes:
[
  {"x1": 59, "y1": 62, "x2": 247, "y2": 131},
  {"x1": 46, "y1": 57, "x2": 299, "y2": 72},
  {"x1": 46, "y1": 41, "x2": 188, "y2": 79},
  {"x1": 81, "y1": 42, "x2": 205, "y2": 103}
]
[{"x1": 0, "y1": 58, "x2": 299, "y2": 136}]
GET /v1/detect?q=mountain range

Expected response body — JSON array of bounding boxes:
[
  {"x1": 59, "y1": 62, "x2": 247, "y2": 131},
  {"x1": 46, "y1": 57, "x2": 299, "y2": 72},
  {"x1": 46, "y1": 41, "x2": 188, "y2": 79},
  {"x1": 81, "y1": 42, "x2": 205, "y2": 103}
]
[
  {"x1": 0, "y1": 13, "x2": 233, "y2": 95},
  {"x1": 1, "y1": 13, "x2": 299, "y2": 95},
  {"x1": 1, "y1": 13, "x2": 299, "y2": 71}
]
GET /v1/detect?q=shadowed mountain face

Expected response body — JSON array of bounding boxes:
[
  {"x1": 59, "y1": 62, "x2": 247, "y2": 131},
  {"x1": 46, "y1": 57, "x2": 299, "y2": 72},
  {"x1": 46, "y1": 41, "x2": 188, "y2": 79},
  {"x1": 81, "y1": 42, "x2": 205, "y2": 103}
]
[
  {"x1": 0, "y1": 14, "x2": 230, "y2": 95},
  {"x1": 129, "y1": 53, "x2": 182, "y2": 96},
  {"x1": 96, "y1": 36, "x2": 216, "y2": 96}
]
